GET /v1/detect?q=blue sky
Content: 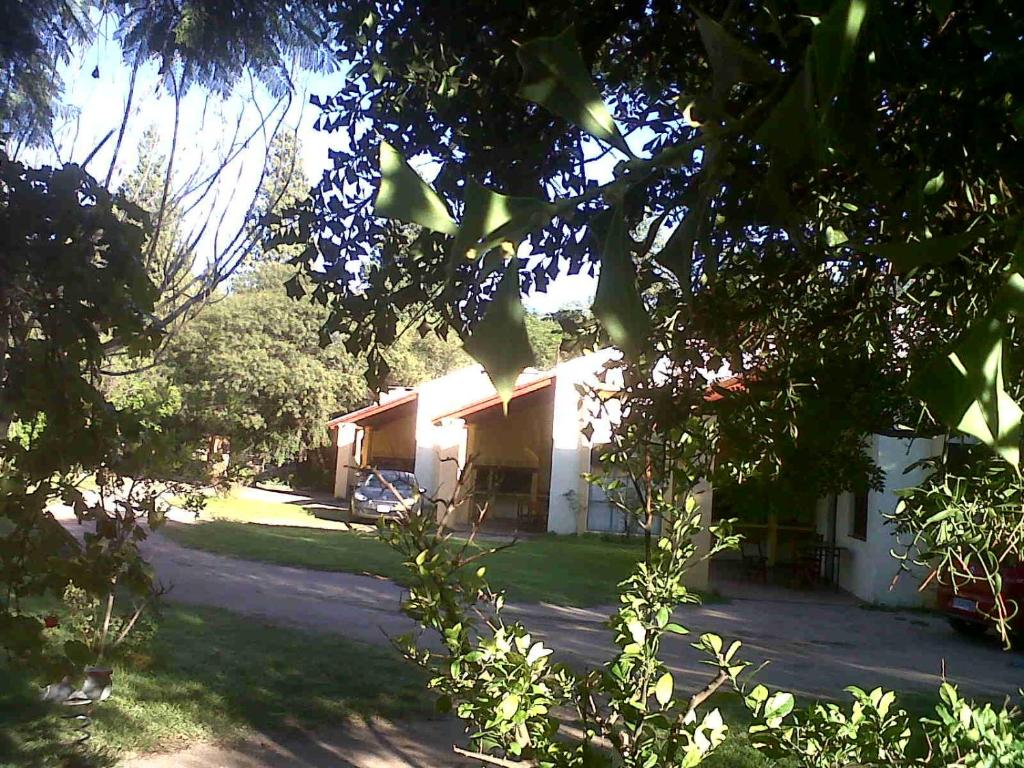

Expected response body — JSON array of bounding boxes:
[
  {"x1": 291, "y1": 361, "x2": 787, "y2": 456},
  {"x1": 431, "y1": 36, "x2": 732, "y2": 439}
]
[{"x1": 27, "y1": 26, "x2": 612, "y2": 313}]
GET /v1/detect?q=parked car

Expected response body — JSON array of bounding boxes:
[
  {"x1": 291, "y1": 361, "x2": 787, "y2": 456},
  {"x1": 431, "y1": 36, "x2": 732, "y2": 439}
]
[
  {"x1": 350, "y1": 470, "x2": 422, "y2": 520},
  {"x1": 938, "y1": 559, "x2": 1024, "y2": 639}
]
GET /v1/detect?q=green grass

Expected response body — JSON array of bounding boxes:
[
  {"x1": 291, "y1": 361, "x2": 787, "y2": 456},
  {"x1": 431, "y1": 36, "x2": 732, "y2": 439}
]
[
  {"x1": 196, "y1": 494, "x2": 350, "y2": 529},
  {"x1": 0, "y1": 604, "x2": 431, "y2": 765},
  {"x1": 163, "y1": 522, "x2": 713, "y2": 607}
]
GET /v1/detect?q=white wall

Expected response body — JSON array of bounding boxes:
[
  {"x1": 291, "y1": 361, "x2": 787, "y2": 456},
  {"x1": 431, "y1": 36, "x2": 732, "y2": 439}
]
[
  {"x1": 547, "y1": 350, "x2": 621, "y2": 534},
  {"x1": 332, "y1": 423, "x2": 357, "y2": 498},
  {"x1": 413, "y1": 366, "x2": 496, "y2": 496},
  {"x1": 830, "y1": 434, "x2": 941, "y2": 606}
]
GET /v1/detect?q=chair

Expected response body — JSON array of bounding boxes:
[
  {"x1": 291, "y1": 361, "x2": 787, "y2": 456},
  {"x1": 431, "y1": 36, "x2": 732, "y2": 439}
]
[{"x1": 741, "y1": 540, "x2": 769, "y2": 583}]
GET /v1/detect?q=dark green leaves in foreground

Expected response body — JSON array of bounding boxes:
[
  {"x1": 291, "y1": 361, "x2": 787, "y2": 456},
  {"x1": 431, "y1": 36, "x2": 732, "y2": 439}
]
[
  {"x1": 695, "y1": 11, "x2": 776, "y2": 100},
  {"x1": 373, "y1": 141, "x2": 457, "y2": 234},
  {"x1": 915, "y1": 313, "x2": 1022, "y2": 469},
  {"x1": 463, "y1": 264, "x2": 536, "y2": 407},
  {"x1": 591, "y1": 206, "x2": 650, "y2": 356},
  {"x1": 453, "y1": 181, "x2": 554, "y2": 261},
  {"x1": 871, "y1": 231, "x2": 977, "y2": 273},
  {"x1": 517, "y1": 27, "x2": 631, "y2": 156},
  {"x1": 371, "y1": 142, "x2": 546, "y2": 402}
]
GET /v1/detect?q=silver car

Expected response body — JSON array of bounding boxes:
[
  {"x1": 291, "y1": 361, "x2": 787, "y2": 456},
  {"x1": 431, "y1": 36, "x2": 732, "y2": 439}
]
[{"x1": 350, "y1": 470, "x2": 422, "y2": 519}]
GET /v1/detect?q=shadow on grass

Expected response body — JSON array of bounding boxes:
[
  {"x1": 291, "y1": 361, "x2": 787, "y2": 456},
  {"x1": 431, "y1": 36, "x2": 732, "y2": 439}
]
[
  {"x1": 0, "y1": 664, "x2": 118, "y2": 768},
  {"x1": 2, "y1": 603, "x2": 434, "y2": 764}
]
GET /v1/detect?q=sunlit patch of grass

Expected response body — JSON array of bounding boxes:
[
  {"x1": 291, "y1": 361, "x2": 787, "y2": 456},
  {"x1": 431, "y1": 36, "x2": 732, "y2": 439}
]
[{"x1": 195, "y1": 495, "x2": 351, "y2": 530}]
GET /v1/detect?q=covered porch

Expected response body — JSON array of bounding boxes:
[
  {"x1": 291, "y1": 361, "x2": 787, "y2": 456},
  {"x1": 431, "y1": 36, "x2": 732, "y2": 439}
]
[{"x1": 434, "y1": 376, "x2": 556, "y2": 533}]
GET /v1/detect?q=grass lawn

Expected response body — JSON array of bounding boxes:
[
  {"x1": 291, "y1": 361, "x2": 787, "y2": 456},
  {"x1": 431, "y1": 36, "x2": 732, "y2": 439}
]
[
  {"x1": 0, "y1": 603, "x2": 771, "y2": 768},
  {"x1": 163, "y1": 521, "x2": 699, "y2": 607},
  {"x1": 0, "y1": 604, "x2": 431, "y2": 766},
  {"x1": 193, "y1": 494, "x2": 352, "y2": 529}
]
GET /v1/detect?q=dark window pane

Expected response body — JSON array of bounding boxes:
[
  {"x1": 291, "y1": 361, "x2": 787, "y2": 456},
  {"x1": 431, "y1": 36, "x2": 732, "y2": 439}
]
[{"x1": 851, "y1": 490, "x2": 868, "y2": 541}]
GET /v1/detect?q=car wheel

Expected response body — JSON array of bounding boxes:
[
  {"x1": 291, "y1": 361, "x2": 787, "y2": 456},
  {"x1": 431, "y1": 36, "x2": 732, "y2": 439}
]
[{"x1": 948, "y1": 617, "x2": 988, "y2": 638}]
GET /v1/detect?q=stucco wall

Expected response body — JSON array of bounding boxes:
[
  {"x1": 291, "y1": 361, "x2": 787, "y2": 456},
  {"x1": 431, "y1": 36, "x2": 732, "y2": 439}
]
[
  {"x1": 366, "y1": 413, "x2": 416, "y2": 466},
  {"x1": 547, "y1": 350, "x2": 620, "y2": 534},
  {"x1": 333, "y1": 423, "x2": 357, "y2": 498},
  {"x1": 414, "y1": 366, "x2": 497, "y2": 496},
  {"x1": 830, "y1": 434, "x2": 941, "y2": 606}
]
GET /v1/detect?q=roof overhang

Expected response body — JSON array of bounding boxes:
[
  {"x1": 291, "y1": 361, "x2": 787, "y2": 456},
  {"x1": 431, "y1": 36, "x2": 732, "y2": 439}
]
[
  {"x1": 704, "y1": 375, "x2": 746, "y2": 402},
  {"x1": 432, "y1": 374, "x2": 555, "y2": 424},
  {"x1": 328, "y1": 391, "x2": 418, "y2": 428}
]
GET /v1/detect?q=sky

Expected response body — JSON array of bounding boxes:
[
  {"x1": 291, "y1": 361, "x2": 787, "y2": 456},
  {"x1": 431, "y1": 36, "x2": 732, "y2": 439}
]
[{"x1": 29, "y1": 23, "x2": 601, "y2": 314}]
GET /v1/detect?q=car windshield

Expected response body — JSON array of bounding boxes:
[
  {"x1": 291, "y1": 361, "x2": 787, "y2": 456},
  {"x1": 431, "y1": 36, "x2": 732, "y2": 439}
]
[{"x1": 361, "y1": 471, "x2": 417, "y2": 498}]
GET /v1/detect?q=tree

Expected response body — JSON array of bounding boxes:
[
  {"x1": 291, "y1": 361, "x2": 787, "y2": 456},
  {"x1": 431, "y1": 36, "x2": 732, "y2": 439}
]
[
  {"x1": 0, "y1": 152, "x2": 207, "y2": 684},
  {"x1": 1, "y1": 1, "x2": 333, "y2": 148},
  {"x1": 159, "y1": 262, "x2": 368, "y2": 470},
  {"x1": 288, "y1": 0, "x2": 1024, "y2": 598},
  {"x1": 285, "y1": 2, "x2": 1024, "y2": 764}
]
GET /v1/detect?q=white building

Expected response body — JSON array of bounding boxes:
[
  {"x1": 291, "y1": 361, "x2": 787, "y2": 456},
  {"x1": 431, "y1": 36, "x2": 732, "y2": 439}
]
[
  {"x1": 329, "y1": 359, "x2": 939, "y2": 605},
  {"x1": 329, "y1": 350, "x2": 637, "y2": 536}
]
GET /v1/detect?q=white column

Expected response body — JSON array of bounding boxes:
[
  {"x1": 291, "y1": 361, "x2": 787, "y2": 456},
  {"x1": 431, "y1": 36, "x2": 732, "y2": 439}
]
[
  {"x1": 547, "y1": 371, "x2": 585, "y2": 534},
  {"x1": 333, "y1": 423, "x2": 357, "y2": 499},
  {"x1": 684, "y1": 478, "x2": 713, "y2": 591},
  {"x1": 433, "y1": 419, "x2": 469, "y2": 528}
]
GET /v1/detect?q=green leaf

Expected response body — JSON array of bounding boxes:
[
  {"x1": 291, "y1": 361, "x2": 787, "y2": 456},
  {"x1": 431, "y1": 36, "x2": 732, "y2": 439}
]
[
  {"x1": 763, "y1": 691, "x2": 795, "y2": 724},
  {"x1": 283, "y1": 274, "x2": 306, "y2": 299},
  {"x1": 929, "y1": 0, "x2": 953, "y2": 23},
  {"x1": 664, "y1": 622, "x2": 689, "y2": 635},
  {"x1": 655, "y1": 203, "x2": 704, "y2": 292},
  {"x1": 462, "y1": 263, "x2": 536, "y2": 409},
  {"x1": 498, "y1": 693, "x2": 521, "y2": 720},
  {"x1": 373, "y1": 141, "x2": 457, "y2": 234},
  {"x1": 745, "y1": 684, "x2": 770, "y2": 710},
  {"x1": 655, "y1": 672, "x2": 674, "y2": 706},
  {"x1": 591, "y1": 206, "x2": 650, "y2": 356},
  {"x1": 755, "y1": 66, "x2": 819, "y2": 172},
  {"x1": 825, "y1": 226, "x2": 848, "y2": 247},
  {"x1": 811, "y1": 0, "x2": 869, "y2": 110},
  {"x1": 452, "y1": 181, "x2": 553, "y2": 261},
  {"x1": 913, "y1": 311, "x2": 1022, "y2": 469},
  {"x1": 517, "y1": 27, "x2": 631, "y2": 155},
  {"x1": 923, "y1": 171, "x2": 946, "y2": 196},
  {"x1": 626, "y1": 619, "x2": 647, "y2": 645},
  {"x1": 695, "y1": 12, "x2": 777, "y2": 100},
  {"x1": 700, "y1": 632, "x2": 723, "y2": 655},
  {"x1": 870, "y1": 231, "x2": 976, "y2": 273}
]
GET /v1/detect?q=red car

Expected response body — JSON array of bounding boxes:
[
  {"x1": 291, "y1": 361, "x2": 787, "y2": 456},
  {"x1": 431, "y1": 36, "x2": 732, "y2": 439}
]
[{"x1": 938, "y1": 561, "x2": 1024, "y2": 641}]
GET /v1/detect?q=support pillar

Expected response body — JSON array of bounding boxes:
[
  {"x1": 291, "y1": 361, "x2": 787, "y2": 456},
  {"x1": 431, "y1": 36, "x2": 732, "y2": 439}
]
[
  {"x1": 333, "y1": 424, "x2": 357, "y2": 499},
  {"x1": 433, "y1": 418, "x2": 468, "y2": 528}
]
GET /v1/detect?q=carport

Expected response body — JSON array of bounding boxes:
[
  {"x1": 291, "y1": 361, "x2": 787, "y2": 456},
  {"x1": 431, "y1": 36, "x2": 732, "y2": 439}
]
[{"x1": 328, "y1": 390, "x2": 418, "y2": 498}]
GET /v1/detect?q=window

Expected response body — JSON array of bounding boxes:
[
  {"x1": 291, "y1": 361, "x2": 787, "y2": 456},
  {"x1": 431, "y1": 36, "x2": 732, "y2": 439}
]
[
  {"x1": 946, "y1": 437, "x2": 978, "y2": 474},
  {"x1": 851, "y1": 489, "x2": 869, "y2": 541},
  {"x1": 476, "y1": 466, "x2": 534, "y2": 495}
]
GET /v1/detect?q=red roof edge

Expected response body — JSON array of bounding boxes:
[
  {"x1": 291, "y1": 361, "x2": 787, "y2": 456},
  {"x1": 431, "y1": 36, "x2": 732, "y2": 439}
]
[
  {"x1": 432, "y1": 374, "x2": 555, "y2": 424},
  {"x1": 327, "y1": 391, "x2": 418, "y2": 428},
  {"x1": 704, "y1": 375, "x2": 747, "y2": 402}
]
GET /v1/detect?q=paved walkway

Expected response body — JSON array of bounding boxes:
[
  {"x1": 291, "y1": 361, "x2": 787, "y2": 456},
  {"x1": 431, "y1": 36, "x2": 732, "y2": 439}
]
[{"x1": 121, "y1": 717, "x2": 473, "y2": 768}]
